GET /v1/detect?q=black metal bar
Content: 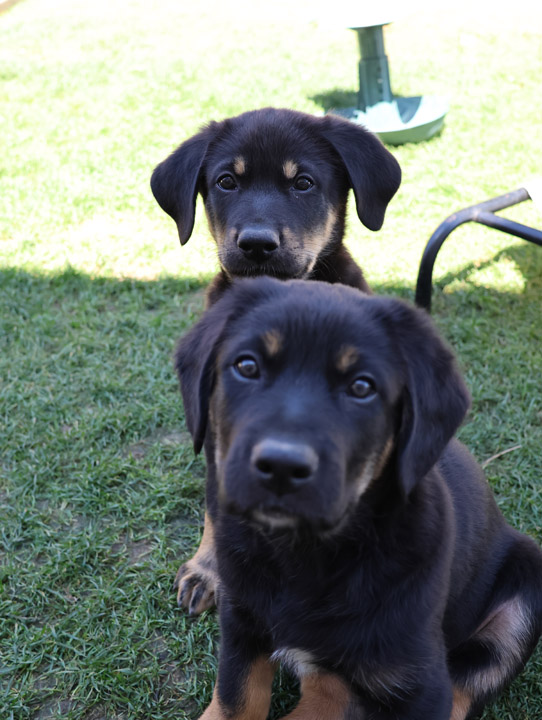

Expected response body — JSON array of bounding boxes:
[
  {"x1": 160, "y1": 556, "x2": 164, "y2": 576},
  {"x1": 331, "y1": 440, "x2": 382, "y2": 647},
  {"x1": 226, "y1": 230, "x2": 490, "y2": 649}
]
[
  {"x1": 415, "y1": 188, "x2": 538, "y2": 311},
  {"x1": 474, "y1": 212, "x2": 542, "y2": 246}
]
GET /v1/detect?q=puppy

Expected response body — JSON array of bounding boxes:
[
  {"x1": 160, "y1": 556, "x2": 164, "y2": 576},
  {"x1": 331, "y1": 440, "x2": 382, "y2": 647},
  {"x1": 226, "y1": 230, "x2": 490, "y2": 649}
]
[
  {"x1": 152, "y1": 107, "x2": 401, "y2": 612},
  {"x1": 176, "y1": 277, "x2": 542, "y2": 720},
  {"x1": 151, "y1": 106, "x2": 401, "y2": 303}
]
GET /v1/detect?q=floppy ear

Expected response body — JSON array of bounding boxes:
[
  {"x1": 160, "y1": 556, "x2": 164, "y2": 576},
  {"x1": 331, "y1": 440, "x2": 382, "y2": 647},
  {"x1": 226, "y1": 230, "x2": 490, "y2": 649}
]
[
  {"x1": 319, "y1": 116, "x2": 401, "y2": 231},
  {"x1": 175, "y1": 277, "x2": 282, "y2": 453},
  {"x1": 150, "y1": 126, "x2": 214, "y2": 245},
  {"x1": 174, "y1": 301, "x2": 231, "y2": 454},
  {"x1": 380, "y1": 300, "x2": 471, "y2": 497}
]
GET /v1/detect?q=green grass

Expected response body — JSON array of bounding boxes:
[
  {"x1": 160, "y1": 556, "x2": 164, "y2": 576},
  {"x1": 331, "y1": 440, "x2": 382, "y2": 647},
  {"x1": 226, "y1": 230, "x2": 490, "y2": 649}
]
[{"x1": 1, "y1": 0, "x2": 542, "y2": 717}]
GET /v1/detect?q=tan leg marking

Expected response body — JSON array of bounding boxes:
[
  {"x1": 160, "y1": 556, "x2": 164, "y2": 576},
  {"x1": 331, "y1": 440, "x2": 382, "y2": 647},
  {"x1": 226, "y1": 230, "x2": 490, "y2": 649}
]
[
  {"x1": 279, "y1": 671, "x2": 358, "y2": 720},
  {"x1": 462, "y1": 596, "x2": 532, "y2": 699},
  {"x1": 200, "y1": 656, "x2": 275, "y2": 720},
  {"x1": 174, "y1": 511, "x2": 218, "y2": 614},
  {"x1": 448, "y1": 596, "x2": 534, "y2": 718},
  {"x1": 199, "y1": 688, "x2": 225, "y2": 720},
  {"x1": 237, "y1": 656, "x2": 275, "y2": 720},
  {"x1": 449, "y1": 687, "x2": 472, "y2": 720}
]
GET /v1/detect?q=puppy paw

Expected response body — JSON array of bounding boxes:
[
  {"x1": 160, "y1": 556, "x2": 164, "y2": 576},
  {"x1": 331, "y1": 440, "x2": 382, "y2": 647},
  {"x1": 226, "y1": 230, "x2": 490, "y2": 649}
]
[{"x1": 173, "y1": 557, "x2": 218, "y2": 615}]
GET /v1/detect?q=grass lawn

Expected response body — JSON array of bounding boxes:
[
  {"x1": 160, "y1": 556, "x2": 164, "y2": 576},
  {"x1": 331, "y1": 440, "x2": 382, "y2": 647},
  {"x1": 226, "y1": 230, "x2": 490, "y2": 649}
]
[{"x1": 1, "y1": 0, "x2": 541, "y2": 718}]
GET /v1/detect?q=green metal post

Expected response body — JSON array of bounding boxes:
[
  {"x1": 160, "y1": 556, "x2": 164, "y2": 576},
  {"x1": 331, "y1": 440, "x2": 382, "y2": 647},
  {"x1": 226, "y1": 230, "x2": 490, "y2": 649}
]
[{"x1": 356, "y1": 26, "x2": 393, "y2": 111}]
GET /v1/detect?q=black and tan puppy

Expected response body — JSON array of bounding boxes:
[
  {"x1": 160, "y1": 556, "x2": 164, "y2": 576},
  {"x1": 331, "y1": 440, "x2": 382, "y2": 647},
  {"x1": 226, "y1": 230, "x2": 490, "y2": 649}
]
[
  {"x1": 152, "y1": 107, "x2": 401, "y2": 612},
  {"x1": 176, "y1": 277, "x2": 542, "y2": 720},
  {"x1": 151, "y1": 107, "x2": 401, "y2": 302}
]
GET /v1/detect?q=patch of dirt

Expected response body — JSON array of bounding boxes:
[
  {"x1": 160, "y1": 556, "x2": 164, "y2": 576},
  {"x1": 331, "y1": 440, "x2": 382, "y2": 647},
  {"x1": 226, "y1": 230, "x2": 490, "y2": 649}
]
[
  {"x1": 124, "y1": 427, "x2": 192, "y2": 460},
  {"x1": 33, "y1": 697, "x2": 79, "y2": 719},
  {"x1": 83, "y1": 707, "x2": 127, "y2": 720},
  {"x1": 147, "y1": 630, "x2": 170, "y2": 664},
  {"x1": 110, "y1": 534, "x2": 154, "y2": 565}
]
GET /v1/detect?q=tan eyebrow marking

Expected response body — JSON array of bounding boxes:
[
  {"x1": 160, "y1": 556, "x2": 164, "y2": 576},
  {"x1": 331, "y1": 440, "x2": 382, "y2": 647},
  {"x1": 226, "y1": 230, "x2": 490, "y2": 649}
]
[
  {"x1": 283, "y1": 159, "x2": 298, "y2": 180},
  {"x1": 233, "y1": 156, "x2": 246, "y2": 175},
  {"x1": 336, "y1": 345, "x2": 359, "y2": 373},
  {"x1": 261, "y1": 328, "x2": 283, "y2": 356}
]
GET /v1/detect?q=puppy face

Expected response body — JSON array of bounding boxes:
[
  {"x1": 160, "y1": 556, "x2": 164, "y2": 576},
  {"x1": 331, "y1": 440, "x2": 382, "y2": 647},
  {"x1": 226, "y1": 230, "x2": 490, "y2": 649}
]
[
  {"x1": 211, "y1": 300, "x2": 401, "y2": 530},
  {"x1": 175, "y1": 279, "x2": 470, "y2": 534},
  {"x1": 151, "y1": 108, "x2": 401, "y2": 280},
  {"x1": 201, "y1": 119, "x2": 346, "y2": 279}
]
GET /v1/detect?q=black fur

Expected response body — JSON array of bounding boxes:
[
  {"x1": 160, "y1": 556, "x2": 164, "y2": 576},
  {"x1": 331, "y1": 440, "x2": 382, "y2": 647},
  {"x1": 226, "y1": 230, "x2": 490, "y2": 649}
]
[
  {"x1": 176, "y1": 278, "x2": 542, "y2": 720},
  {"x1": 151, "y1": 107, "x2": 401, "y2": 300}
]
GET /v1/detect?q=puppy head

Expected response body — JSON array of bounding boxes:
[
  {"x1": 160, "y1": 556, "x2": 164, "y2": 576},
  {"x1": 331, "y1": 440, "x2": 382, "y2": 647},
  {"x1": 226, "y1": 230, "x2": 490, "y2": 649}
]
[
  {"x1": 175, "y1": 278, "x2": 469, "y2": 532},
  {"x1": 151, "y1": 108, "x2": 400, "y2": 278}
]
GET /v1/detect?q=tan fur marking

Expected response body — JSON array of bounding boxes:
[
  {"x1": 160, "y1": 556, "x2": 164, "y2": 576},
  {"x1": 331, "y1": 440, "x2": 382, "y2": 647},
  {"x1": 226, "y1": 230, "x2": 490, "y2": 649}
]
[
  {"x1": 175, "y1": 511, "x2": 217, "y2": 612},
  {"x1": 449, "y1": 687, "x2": 472, "y2": 720},
  {"x1": 197, "y1": 511, "x2": 215, "y2": 555},
  {"x1": 234, "y1": 156, "x2": 246, "y2": 175},
  {"x1": 283, "y1": 159, "x2": 298, "y2": 180},
  {"x1": 352, "y1": 454, "x2": 377, "y2": 502},
  {"x1": 238, "y1": 656, "x2": 275, "y2": 720},
  {"x1": 373, "y1": 436, "x2": 395, "y2": 479},
  {"x1": 200, "y1": 657, "x2": 274, "y2": 720},
  {"x1": 336, "y1": 345, "x2": 359, "y2": 373},
  {"x1": 199, "y1": 687, "x2": 225, "y2": 720},
  {"x1": 448, "y1": 596, "x2": 533, "y2": 716},
  {"x1": 281, "y1": 671, "x2": 357, "y2": 719},
  {"x1": 465, "y1": 596, "x2": 532, "y2": 697},
  {"x1": 285, "y1": 206, "x2": 338, "y2": 278},
  {"x1": 475, "y1": 596, "x2": 531, "y2": 649},
  {"x1": 348, "y1": 438, "x2": 394, "y2": 519},
  {"x1": 262, "y1": 328, "x2": 283, "y2": 356}
]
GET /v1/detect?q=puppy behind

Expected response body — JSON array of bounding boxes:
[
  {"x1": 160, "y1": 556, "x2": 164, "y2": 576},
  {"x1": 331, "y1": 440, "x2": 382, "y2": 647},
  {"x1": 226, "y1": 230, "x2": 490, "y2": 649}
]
[
  {"x1": 151, "y1": 107, "x2": 401, "y2": 301},
  {"x1": 176, "y1": 278, "x2": 542, "y2": 720}
]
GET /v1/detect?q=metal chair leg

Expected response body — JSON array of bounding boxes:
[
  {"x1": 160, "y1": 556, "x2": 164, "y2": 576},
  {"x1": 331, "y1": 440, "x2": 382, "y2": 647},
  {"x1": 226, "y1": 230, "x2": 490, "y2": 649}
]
[{"x1": 415, "y1": 188, "x2": 542, "y2": 312}]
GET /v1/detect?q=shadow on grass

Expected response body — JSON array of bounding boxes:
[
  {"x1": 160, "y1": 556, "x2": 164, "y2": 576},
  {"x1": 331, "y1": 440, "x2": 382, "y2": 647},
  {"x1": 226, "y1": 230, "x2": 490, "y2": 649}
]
[
  {"x1": 310, "y1": 88, "x2": 358, "y2": 112},
  {"x1": 0, "y1": 264, "x2": 210, "y2": 299},
  {"x1": 415, "y1": 242, "x2": 542, "y2": 306},
  {"x1": 1, "y1": 245, "x2": 541, "y2": 720}
]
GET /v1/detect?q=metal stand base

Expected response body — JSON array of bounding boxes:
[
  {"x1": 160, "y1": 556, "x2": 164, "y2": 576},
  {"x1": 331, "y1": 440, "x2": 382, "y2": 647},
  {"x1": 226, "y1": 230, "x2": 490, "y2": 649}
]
[{"x1": 333, "y1": 24, "x2": 447, "y2": 145}]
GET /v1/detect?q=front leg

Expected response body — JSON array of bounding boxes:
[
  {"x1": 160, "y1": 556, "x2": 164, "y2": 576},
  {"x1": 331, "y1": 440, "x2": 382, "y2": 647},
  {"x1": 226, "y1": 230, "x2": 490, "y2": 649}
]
[
  {"x1": 175, "y1": 441, "x2": 221, "y2": 615},
  {"x1": 199, "y1": 600, "x2": 275, "y2": 720},
  {"x1": 279, "y1": 671, "x2": 364, "y2": 720},
  {"x1": 200, "y1": 655, "x2": 275, "y2": 720},
  {"x1": 174, "y1": 511, "x2": 218, "y2": 614}
]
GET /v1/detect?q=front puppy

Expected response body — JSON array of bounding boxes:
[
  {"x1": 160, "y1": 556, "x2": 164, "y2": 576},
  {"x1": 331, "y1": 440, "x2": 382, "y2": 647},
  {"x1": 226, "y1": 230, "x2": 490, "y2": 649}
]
[{"x1": 176, "y1": 278, "x2": 542, "y2": 720}]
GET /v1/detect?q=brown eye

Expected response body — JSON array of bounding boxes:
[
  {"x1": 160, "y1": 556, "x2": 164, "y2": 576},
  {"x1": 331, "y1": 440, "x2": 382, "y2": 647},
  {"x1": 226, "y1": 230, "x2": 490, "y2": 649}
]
[
  {"x1": 349, "y1": 376, "x2": 376, "y2": 400},
  {"x1": 217, "y1": 174, "x2": 237, "y2": 191},
  {"x1": 234, "y1": 356, "x2": 260, "y2": 379},
  {"x1": 293, "y1": 176, "x2": 313, "y2": 191}
]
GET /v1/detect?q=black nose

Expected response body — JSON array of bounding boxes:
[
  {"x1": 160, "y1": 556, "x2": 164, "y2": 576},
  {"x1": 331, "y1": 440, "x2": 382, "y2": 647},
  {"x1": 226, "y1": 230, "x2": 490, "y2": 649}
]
[
  {"x1": 237, "y1": 227, "x2": 280, "y2": 261},
  {"x1": 251, "y1": 439, "x2": 318, "y2": 496}
]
